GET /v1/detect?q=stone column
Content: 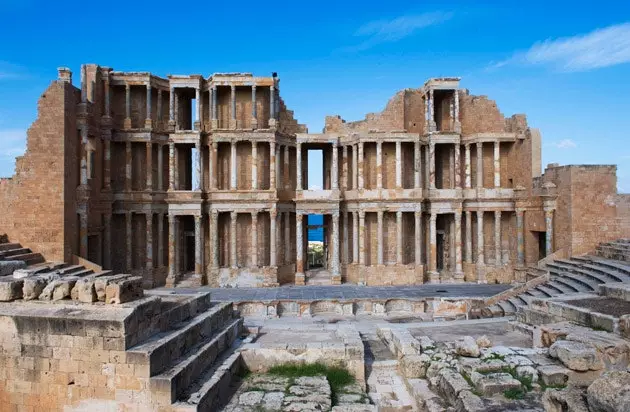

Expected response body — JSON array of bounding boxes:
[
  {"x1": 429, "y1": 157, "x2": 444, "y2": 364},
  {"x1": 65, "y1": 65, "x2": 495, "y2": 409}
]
[
  {"x1": 194, "y1": 215, "x2": 202, "y2": 274},
  {"x1": 230, "y1": 141, "x2": 237, "y2": 190},
  {"x1": 332, "y1": 143, "x2": 339, "y2": 190},
  {"x1": 157, "y1": 89, "x2": 162, "y2": 127},
  {"x1": 428, "y1": 89, "x2": 436, "y2": 132},
  {"x1": 276, "y1": 145, "x2": 282, "y2": 190},
  {"x1": 168, "y1": 143, "x2": 175, "y2": 190},
  {"x1": 477, "y1": 210, "x2": 486, "y2": 283},
  {"x1": 455, "y1": 211, "x2": 463, "y2": 281},
  {"x1": 146, "y1": 213, "x2": 153, "y2": 270},
  {"x1": 396, "y1": 211, "x2": 403, "y2": 264},
  {"x1": 376, "y1": 142, "x2": 383, "y2": 189},
  {"x1": 331, "y1": 211, "x2": 340, "y2": 277},
  {"x1": 229, "y1": 85, "x2": 237, "y2": 130},
  {"x1": 269, "y1": 142, "x2": 276, "y2": 190},
  {"x1": 342, "y1": 146, "x2": 348, "y2": 191},
  {"x1": 157, "y1": 144, "x2": 163, "y2": 191},
  {"x1": 494, "y1": 211, "x2": 502, "y2": 265},
  {"x1": 230, "y1": 212, "x2": 237, "y2": 268},
  {"x1": 465, "y1": 211, "x2": 472, "y2": 263},
  {"x1": 358, "y1": 210, "x2": 366, "y2": 266},
  {"x1": 126, "y1": 212, "x2": 133, "y2": 270},
  {"x1": 545, "y1": 208, "x2": 554, "y2": 256},
  {"x1": 396, "y1": 141, "x2": 402, "y2": 189},
  {"x1": 464, "y1": 144, "x2": 471, "y2": 188},
  {"x1": 211, "y1": 211, "x2": 219, "y2": 269},
  {"x1": 104, "y1": 138, "x2": 111, "y2": 190},
  {"x1": 124, "y1": 84, "x2": 131, "y2": 129},
  {"x1": 146, "y1": 143, "x2": 152, "y2": 191},
  {"x1": 342, "y1": 211, "x2": 349, "y2": 264},
  {"x1": 145, "y1": 84, "x2": 152, "y2": 129},
  {"x1": 476, "y1": 142, "x2": 483, "y2": 189},
  {"x1": 270, "y1": 210, "x2": 277, "y2": 266},
  {"x1": 494, "y1": 141, "x2": 501, "y2": 188},
  {"x1": 269, "y1": 85, "x2": 276, "y2": 127},
  {"x1": 454, "y1": 144, "x2": 461, "y2": 188},
  {"x1": 425, "y1": 144, "x2": 430, "y2": 188},
  {"x1": 157, "y1": 213, "x2": 164, "y2": 267},
  {"x1": 429, "y1": 142, "x2": 436, "y2": 189},
  {"x1": 424, "y1": 95, "x2": 429, "y2": 131},
  {"x1": 296, "y1": 213, "x2": 304, "y2": 283},
  {"x1": 358, "y1": 142, "x2": 364, "y2": 189},
  {"x1": 377, "y1": 211, "x2": 383, "y2": 265},
  {"x1": 103, "y1": 73, "x2": 111, "y2": 120},
  {"x1": 429, "y1": 213, "x2": 438, "y2": 282},
  {"x1": 79, "y1": 210, "x2": 87, "y2": 258},
  {"x1": 414, "y1": 210, "x2": 422, "y2": 265},
  {"x1": 454, "y1": 90, "x2": 461, "y2": 133},
  {"x1": 169, "y1": 87, "x2": 175, "y2": 128},
  {"x1": 251, "y1": 85, "x2": 258, "y2": 129},
  {"x1": 251, "y1": 212, "x2": 258, "y2": 267},
  {"x1": 103, "y1": 213, "x2": 112, "y2": 269},
  {"x1": 284, "y1": 145, "x2": 290, "y2": 190},
  {"x1": 125, "y1": 141, "x2": 132, "y2": 192},
  {"x1": 211, "y1": 86, "x2": 218, "y2": 129},
  {"x1": 211, "y1": 142, "x2": 218, "y2": 189},
  {"x1": 251, "y1": 141, "x2": 258, "y2": 190},
  {"x1": 284, "y1": 212, "x2": 291, "y2": 265},
  {"x1": 414, "y1": 141, "x2": 421, "y2": 188},
  {"x1": 449, "y1": 146, "x2": 455, "y2": 189},
  {"x1": 196, "y1": 142, "x2": 203, "y2": 191},
  {"x1": 80, "y1": 126, "x2": 88, "y2": 186},
  {"x1": 194, "y1": 87, "x2": 201, "y2": 130},
  {"x1": 168, "y1": 214, "x2": 176, "y2": 277},
  {"x1": 296, "y1": 143, "x2": 302, "y2": 190},
  {"x1": 516, "y1": 209, "x2": 525, "y2": 266},
  {"x1": 352, "y1": 144, "x2": 358, "y2": 190},
  {"x1": 353, "y1": 211, "x2": 359, "y2": 263}
]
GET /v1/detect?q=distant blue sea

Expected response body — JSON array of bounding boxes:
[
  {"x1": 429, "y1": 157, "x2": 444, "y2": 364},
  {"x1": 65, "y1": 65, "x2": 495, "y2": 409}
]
[{"x1": 307, "y1": 215, "x2": 324, "y2": 242}]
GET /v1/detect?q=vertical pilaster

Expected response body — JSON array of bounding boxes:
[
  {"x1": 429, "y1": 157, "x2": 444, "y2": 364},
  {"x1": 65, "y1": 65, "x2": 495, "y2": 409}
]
[
  {"x1": 424, "y1": 144, "x2": 430, "y2": 189},
  {"x1": 414, "y1": 141, "x2": 421, "y2": 188},
  {"x1": 145, "y1": 84, "x2": 152, "y2": 129},
  {"x1": 358, "y1": 142, "x2": 364, "y2": 189},
  {"x1": 230, "y1": 141, "x2": 237, "y2": 190},
  {"x1": 195, "y1": 214, "x2": 202, "y2": 274},
  {"x1": 124, "y1": 84, "x2": 131, "y2": 129},
  {"x1": 296, "y1": 143, "x2": 302, "y2": 190},
  {"x1": 477, "y1": 210, "x2": 486, "y2": 283},
  {"x1": 396, "y1": 211, "x2": 403, "y2": 264},
  {"x1": 270, "y1": 210, "x2": 277, "y2": 267},
  {"x1": 454, "y1": 143, "x2": 461, "y2": 188},
  {"x1": 342, "y1": 146, "x2": 348, "y2": 190},
  {"x1": 194, "y1": 87, "x2": 201, "y2": 130},
  {"x1": 296, "y1": 213, "x2": 304, "y2": 284},
  {"x1": 157, "y1": 144, "x2": 163, "y2": 191},
  {"x1": 211, "y1": 211, "x2": 219, "y2": 269},
  {"x1": 269, "y1": 85, "x2": 276, "y2": 128},
  {"x1": 455, "y1": 211, "x2": 463, "y2": 281},
  {"x1": 464, "y1": 144, "x2": 471, "y2": 188},
  {"x1": 454, "y1": 90, "x2": 461, "y2": 133},
  {"x1": 352, "y1": 144, "x2": 358, "y2": 190},
  {"x1": 428, "y1": 89, "x2": 436, "y2": 132},
  {"x1": 230, "y1": 212, "x2": 237, "y2": 268},
  {"x1": 396, "y1": 141, "x2": 402, "y2": 189},
  {"x1": 377, "y1": 211, "x2": 383, "y2": 265},
  {"x1": 545, "y1": 208, "x2": 554, "y2": 256},
  {"x1": 353, "y1": 211, "x2": 359, "y2": 263},
  {"x1": 251, "y1": 85, "x2": 258, "y2": 129},
  {"x1": 358, "y1": 211, "x2": 366, "y2": 266},
  {"x1": 494, "y1": 141, "x2": 501, "y2": 188},
  {"x1": 168, "y1": 143, "x2": 175, "y2": 190},
  {"x1": 494, "y1": 211, "x2": 502, "y2": 265},
  {"x1": 516, "y1": 209, "x2": 525, "y2": 266},
  {"x1": 251, "y1": 212, "x2": 258, "y2": 267},
  {"x1": 103, "y1": 72, "x2": 111, "y2": 120},
  {"x1": 146, "y1": 213, "x2": 153, "y2": 270},
  {"x1": 157, "y1": 213, "x2": 164, "y2": 267},
  {"x1": 103, "y1": 138, "x2": 111, "y2": 190},
  {"x1": 269, "y1": 141, "x2": 276, "y2": 190},
  {"x1": 284, "y1": 145, "x2": 290, "y2": 190},
  {"x1": 284, "y1": 212, "x2": 291, "y2": 265},
  {"x1": 476, "y1": 142, "x2": 483, "y2": 189},
  {"x1": 125, "y1": 141, "x2": 132, "y2": 192},
  {"x1": 157, "y1": 89, "x2": 162, "y2": 127},
  {"x1": 211, "y1": 86, "x2": 218, "y2": 129},
  {"x1": 332, "y1": 143, "x2": 339, "y2": 190},
  {"x1": 126, "y1": 212, "x2": 133, "y2": 270},
  {"x1": 251, "y1": 141, "x2": 258, "y2": 190},
  {"x1": 415, "y1": 210, "x2": 422, "y2": 265},
  {"x1": 429, "y1": 213, "x2": 438, "y2": 282},
  {"x1": 429, "y1": 142, "x2": 436, "y2": 189},
  {"x1": 211, "y1": 142, "x2": 218, "y2": 189},
  {"x1": 230, "y1": 84, "x2": 237, "y2": 130},
  {"x1": 168, "y1": 214, "x2": 176, "y2": 277},
  {"x1": 465, "y1": 211, "x2": 472, "y2": 263},
  {"x1": 146, "y1": 142, "x2": 152, "y2": 191},
  {"x1": 276, "y1": 144, "x2": 282, "y2": 190},
  {"x1": 169, "y1": 87, "x2": 175, "y2": 128},
  {"x1": 331, "y1": 211, "x2": 340, "y2": 278},
  {"x1": 80, "y1": 126, "x2": 88, "y2": 186},
  {"x1": 79, "y1": 211, "x2": 88, "y2": 258},
  {"x1": 342, "y1": 211, "x2": 349, "y2": 264},
  {"x1": 376, "y1": 142, "x2": 383, "y2": 189}
]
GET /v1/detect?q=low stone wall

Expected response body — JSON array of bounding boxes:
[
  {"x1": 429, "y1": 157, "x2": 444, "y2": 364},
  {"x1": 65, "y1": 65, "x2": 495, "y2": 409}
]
[
  {"x1": 209, "y1": 267, "x2": 280, "y2": 288},
  {"x1": 344, "y1": 263, "x2": 424, "y2": 285}
]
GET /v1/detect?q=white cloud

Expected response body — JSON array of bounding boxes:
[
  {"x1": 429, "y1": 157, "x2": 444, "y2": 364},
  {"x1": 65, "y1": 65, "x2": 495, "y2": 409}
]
[
  {"x1": 344, "y1": 11, "x2": 453, "y2": 52},
  {"x1": 0, "y1": 129, "x2": 26, "y2": 157},
  {"x1": 552, "y1": 139, "x2": 577, "y2": 149},
  {"x1": 492, "y1": 22, "x2": 630, "y2": 72}
]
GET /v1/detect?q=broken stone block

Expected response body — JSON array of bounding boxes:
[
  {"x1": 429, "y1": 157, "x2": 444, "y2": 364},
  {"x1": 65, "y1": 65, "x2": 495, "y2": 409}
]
[
  {"x1": 456, "y1": 336, "x2": 480, "y2": 358},
  {"x1": 436, "y1": 368, "x2": 471, "y2": 404},
  {"x1": 542, "y1": 388, "x2": 590, "y2": 412},
  {"x1": 549, "y1": 340, "x2": 604, "y2": 371},
  {"x1": 105, "y1": 276, "x2": 143, "y2": 304},
  {"x1": 454, "y1": 390, "x2": 485, "y2": 412},
  {"x1": 12, "y1": 268, "x2": 34, "y2": 279},
  {"x1": 94, "y1": 274, "x2": 129, "y2": 301},
  {"x1": 476, "y1": 335, "x2": 492, "y2": 348},
  {"x1": 39, "y1": 276, "x2": 78, "y2": 301},
  {"x1": 0, "y1": 277, "x2": 23, "y2": 301},
  {"x1": 72, "y1": 277, "x2": 97, "y2": 303},
  {"x1": 516, "y1": 365, "x2": 539, "y2": 383},
  {"x1": 587, "y1": 371, "x2": 630, "y2": 412},
  {"x1": 23, "y1": 273, "x2": 59, "y2": 300},
  {"x1": 400, "y1": 354, "x2": 430, "y2": 378},
  {"x1": 0, "y1": 260, "x2": 26, "y2": 276},
  {"x1": 472, "y1": 372, "x2": 521, "y2": 396},
  {"x1": 538, "y1": 364, "x2": 569, "y2": 386}
]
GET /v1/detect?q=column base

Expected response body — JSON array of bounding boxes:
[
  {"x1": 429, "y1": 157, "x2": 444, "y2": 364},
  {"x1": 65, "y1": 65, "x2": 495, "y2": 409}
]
[
  {"x1": 476, "y1": 265, "x2": 487, "y2": 284},
  {"x1": 428, "y1": 271, "x2": 440, "y2": 284},
  {"x1": 250, "y1": 118, "x2": 258, "y2": 130},
  {"x1": 331, "y1": 274, "x2": 341, "y2": 285},
  {"x1": 165, "y1": 274, "x2": 178, "y2": 288},
  {"x1": 124, "y1": 118, "x2": 132, "y2": 129},
  {"x1": 454, "y1": 271, "x2": 465, "y2": 283},
  {"x1": 144, "y1": 119, "x2": 153, "y2": 129},
  {"x1": 295, "y1": 272, "x2": 305, "y2": 286},
  {"x1": 229, "y1": 119, "x2": 237, "y2": 130}
]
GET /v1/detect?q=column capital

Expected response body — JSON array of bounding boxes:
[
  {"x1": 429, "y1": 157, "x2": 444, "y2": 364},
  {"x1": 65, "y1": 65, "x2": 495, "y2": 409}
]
[
  {"x1": 476, "y1": 141, "x2": 483, "y2": 149},
  {"x1": 359, "y1": 210, "x2": 365, "y2": 219},
  {"x1": 230, "y1": 211, "x2": 237, "y2": 220},
  {"x1": 211, "y1": 209, "x2": 218, "y2": 218},
  {"x1": 331, "y1": 210, "x2": 340, "y2": 218},
  {"x1": 296, "y1": 213, "x2": 303, "y2": 222},
  {"x1": 251, "y1": 211, "x2": 258, "y2": 219}
]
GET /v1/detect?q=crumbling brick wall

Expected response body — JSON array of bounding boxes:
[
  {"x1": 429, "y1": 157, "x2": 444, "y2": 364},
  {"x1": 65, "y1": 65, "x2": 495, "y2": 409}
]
[
  {"x1": 0, "y1": 80, "x2": 79, "y2": 262},
  {"x1": 617, "y1": 194, "x2": 630, "y2": 238},
  {"x1": 459, "y1": 91, "x2": 506, "y2": 135}
]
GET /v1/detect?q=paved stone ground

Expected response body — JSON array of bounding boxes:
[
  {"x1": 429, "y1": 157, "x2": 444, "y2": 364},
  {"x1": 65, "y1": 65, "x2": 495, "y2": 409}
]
[{"x1": 154, "y1": 284, "x2": 510, "y2": 302}]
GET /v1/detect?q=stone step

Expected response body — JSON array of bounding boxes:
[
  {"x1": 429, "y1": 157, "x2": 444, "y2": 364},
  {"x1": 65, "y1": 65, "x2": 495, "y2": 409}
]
[
  {"x1": 69, "y1": 268, "x2": 95, "y2": 278},
  {"x1": 172, "y1": 335, "x2": 245, "y2": 411},
  {"x1": 547, "y1": 280, "x2": 577, "y2": 294},
  {"x1": 58, "y1": 264, "x2": 88, "y2": 275},
  {"x1": 0, "y1": 247, "x2": 31, "y2": 258},
  {"x1": 126, "y1": 302, "x2": 234, "y2": 377},
  {"x1": 533, "y1": 284, "x2": 561, "y2": 297},
  {"x1": 0, "y1": 243, "x2": 22, "y2": 252},
  {"x1": 585, "y1": 256, "x2": 630, "y2": 275},
  {"x1": 549, "y1": 269, "x2": 602, "y2": 290},
  {"x1": 176, "y1": 273, "x2": 204, "y2": 288},
  {"x1": 496, "y1": 300, "x2": 516, "y2": 315},
  {"x1": 548, "y1": 262, "x2": 617, "y2": 284},
  {"x1": 8, "y1": 252, "x2": 45, "y2": 265},
  {"x1": 550, "y1": 275, "x2": 592, "y2": 293}
]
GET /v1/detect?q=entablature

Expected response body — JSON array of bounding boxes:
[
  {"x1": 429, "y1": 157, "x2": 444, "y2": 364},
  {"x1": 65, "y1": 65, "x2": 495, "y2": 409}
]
[
  {"x1": 461, "y1": 133, "x2": 518, "y2": 144},
  {"x1": 111, "y1": 131, "x2": 169, "y2": 143}
]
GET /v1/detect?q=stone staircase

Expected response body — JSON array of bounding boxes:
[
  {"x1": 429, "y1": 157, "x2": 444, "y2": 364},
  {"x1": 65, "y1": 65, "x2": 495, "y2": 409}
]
[
  {"x1": 481, "y1": 240, "x2": 630, "y2": 318},
  {"x1": 128, "y1": 292, "x2": 245, "y2": 411},
  {"x1": 0, "y1": 240, "x2": 45, "y2": 266}
]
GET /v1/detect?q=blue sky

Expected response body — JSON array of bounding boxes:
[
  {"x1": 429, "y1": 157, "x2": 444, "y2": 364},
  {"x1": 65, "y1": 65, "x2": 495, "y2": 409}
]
[{"x1": 1, "y1": 0, "x2": 629, "y2": 191}]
